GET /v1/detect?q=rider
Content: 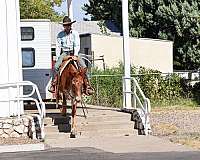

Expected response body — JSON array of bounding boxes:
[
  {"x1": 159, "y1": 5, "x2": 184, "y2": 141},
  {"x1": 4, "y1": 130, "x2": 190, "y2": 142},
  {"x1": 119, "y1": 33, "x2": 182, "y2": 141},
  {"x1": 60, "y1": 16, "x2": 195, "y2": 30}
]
[{"x1": 48, "y1": 16, "x2": 94, "y2": 96}]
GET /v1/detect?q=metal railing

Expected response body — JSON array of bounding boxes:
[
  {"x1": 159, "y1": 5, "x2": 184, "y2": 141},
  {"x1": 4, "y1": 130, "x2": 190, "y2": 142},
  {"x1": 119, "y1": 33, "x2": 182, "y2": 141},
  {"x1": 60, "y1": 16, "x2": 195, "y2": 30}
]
[
  {"x1": 131, "y1": 77, "x2": 151, "y2": 135},
  {"x1": 90, "y1": 71, "x2": 200, "y2": 135},
  {"x1": 91, "y1": 74, "x2": 151, "y2": 135},
  {"x1": 0, "y1": 81, "x2": 46, "y2": 139}
]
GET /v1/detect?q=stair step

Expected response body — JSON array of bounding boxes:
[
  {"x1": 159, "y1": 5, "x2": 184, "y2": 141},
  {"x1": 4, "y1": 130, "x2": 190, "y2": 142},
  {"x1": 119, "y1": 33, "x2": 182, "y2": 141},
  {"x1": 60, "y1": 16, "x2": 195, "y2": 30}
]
[
  {"x1": 41, "y1": 106, "x2": 140, "y2": 140},
  {"x1": 78, "y1": 129, "x2": 137, "y2": 138},
  {"x1": 78, "y1": 122, "x2": 133, "y2": 131}
]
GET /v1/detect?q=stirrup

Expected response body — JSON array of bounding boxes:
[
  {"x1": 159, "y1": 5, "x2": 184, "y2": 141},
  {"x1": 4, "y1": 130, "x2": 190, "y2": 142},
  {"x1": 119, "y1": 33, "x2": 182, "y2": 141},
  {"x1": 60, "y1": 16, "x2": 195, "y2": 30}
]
[
  {"x1": 48, "y1": 85, "x2": 55, "y2": 93},
  {"x1": 85, "y1": 86, "x2": 94, "y2": 96}
]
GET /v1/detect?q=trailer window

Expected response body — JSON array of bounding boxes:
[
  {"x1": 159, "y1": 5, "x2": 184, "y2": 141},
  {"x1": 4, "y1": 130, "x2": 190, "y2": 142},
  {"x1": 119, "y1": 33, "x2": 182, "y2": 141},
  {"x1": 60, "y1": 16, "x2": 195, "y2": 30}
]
[
  {"x1": 21, "y1": 27, "x2": 34, "y2": 41},
  {"x1": 22, "y1": 48, "x2": 35, "y2": 67}
]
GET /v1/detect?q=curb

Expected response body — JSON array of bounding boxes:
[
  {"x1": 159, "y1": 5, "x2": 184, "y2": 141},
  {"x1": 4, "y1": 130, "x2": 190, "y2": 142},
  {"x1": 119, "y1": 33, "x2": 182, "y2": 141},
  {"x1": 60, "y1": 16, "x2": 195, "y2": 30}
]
[{"x1": 0, "y1": 143, "x2": 45, "y2": 153}]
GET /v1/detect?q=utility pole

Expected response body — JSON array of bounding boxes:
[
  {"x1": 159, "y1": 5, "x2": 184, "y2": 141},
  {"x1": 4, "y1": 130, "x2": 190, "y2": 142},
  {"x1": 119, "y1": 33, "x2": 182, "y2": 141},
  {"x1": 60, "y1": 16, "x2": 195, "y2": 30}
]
[
  {"x1": 122, "y1": 0, "x2": 132, "y2": 109},
  {"x1": 67, "y1": 0, "x2": 73, "y2": 20}
]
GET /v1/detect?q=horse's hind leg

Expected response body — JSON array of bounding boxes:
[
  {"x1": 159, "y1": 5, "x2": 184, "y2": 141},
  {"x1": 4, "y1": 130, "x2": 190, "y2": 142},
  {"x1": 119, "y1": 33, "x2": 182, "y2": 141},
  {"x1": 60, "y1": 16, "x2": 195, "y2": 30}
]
[{"x1": 70, "y1": 100, "x2": 77, "y2": 138}]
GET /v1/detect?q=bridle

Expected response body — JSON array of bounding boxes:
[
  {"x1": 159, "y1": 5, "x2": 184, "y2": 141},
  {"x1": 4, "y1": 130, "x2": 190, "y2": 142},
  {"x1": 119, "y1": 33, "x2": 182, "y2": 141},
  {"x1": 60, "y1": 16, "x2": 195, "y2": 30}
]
[{"x1": 64, "y1": 68, "x2": 84, "y2": 102}]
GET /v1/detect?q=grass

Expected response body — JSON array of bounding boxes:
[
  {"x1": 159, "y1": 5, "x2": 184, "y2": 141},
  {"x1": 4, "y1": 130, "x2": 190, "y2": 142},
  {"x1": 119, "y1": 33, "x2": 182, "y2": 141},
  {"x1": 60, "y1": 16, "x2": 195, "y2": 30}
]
[
  {"x1": 170, "y1": 133, "x2": 200, "y2": 150},
  {"x1": 152, "y1": 123, "x2": 178, "y2": 136},
  {"x1": 151, "y1": 98, "x2": 200, "y2": 111}
]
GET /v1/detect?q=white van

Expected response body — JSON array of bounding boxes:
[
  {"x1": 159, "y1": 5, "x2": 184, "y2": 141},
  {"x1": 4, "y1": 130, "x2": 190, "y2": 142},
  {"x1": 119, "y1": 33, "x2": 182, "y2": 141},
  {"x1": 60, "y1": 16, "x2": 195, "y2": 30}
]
[{"x1": 20, "y1": 19, "x2": 53, "y2": 99}]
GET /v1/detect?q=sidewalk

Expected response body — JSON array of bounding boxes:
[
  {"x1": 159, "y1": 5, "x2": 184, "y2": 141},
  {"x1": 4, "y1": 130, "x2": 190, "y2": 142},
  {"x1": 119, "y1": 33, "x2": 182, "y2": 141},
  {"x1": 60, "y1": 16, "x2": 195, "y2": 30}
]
[
  {"x1": 44, "y1": 105, "x2": 196, "y2": 153},
  {"x1": 0, "y1": 143, "x2": 45, "y2": 153},
  {"x1": 0, "y1": 105, "x2": 197, "y2": 153},
  {"x1": 45, "y1": 133, "x2": 196, "y2": 153}
]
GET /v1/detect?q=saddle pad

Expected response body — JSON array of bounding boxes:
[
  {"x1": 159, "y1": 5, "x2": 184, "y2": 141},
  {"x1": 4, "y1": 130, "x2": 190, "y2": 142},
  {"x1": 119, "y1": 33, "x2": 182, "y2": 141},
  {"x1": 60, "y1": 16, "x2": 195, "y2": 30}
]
[{"x1": 59, "y1": 59, "x2": 79, "y2": 76}]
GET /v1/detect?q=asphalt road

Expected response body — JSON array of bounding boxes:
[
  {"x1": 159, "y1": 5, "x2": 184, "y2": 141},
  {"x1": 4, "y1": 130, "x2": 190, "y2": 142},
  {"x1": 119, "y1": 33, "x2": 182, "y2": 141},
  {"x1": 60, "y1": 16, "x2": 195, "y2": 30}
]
[{"x1": 0, "y1": 147, "x2": 200, "y2": 160}]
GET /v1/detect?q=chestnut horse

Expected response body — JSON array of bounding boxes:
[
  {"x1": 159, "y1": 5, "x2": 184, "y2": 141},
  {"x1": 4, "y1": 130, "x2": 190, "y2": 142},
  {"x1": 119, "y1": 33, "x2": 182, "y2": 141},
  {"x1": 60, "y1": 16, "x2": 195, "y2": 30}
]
[{"x1": 56, "y1": 56, "x2": 86, "y2": 138}]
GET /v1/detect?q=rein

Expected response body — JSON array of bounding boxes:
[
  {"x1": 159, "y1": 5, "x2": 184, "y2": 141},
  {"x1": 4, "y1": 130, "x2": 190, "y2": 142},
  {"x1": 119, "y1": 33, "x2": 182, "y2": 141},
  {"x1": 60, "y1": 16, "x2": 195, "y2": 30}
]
[
  {"x1": 61, "y1": 59, "x2": 82, "y2": 102},
  {"x1": 58, "y1": 55, "x2": 87, "y2": 118}
]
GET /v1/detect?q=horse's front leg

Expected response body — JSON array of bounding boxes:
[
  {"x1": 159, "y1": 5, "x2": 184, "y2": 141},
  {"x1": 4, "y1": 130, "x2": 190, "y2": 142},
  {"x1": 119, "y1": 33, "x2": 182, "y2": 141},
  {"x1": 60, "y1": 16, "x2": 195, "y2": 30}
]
[
  {"x1": 70, "y1": 99, "x2": 77, "y2": 138},
  {"x1": 60, "y1": 93, "x2": 67, "y2": 116}
]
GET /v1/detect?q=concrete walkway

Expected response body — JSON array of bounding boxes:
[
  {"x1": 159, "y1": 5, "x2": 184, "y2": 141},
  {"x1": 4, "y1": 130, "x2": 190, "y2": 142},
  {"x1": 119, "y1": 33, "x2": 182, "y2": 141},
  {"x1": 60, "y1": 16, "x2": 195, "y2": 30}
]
[
  {"x1": 42, "y1": 105, "x2": 197, "y2": 153},
  {"x1": 0, "y1": 104, "x2": 197, "y2": 154}
]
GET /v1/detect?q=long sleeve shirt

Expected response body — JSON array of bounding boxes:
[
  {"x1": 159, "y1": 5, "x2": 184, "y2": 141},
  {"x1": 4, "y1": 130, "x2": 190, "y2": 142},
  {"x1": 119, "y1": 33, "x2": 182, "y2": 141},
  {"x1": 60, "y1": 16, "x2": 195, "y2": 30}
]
[{"x1": 56, "y1": 29, "x2": 80, "y2": 60}]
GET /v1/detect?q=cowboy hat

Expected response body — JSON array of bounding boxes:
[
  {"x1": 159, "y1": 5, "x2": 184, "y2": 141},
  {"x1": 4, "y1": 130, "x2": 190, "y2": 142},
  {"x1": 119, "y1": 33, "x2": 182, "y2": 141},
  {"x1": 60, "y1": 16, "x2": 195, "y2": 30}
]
[{"x1": 61, "y1": 16, "x2": 76, "y2": 25}]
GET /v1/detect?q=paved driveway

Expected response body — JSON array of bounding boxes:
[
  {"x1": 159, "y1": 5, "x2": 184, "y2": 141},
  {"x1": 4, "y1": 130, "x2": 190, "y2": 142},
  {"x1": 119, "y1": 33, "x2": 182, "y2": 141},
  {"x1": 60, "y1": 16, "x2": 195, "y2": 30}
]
[{"x1": 0, "y1": 147, "x2": 200, "y2": 160}]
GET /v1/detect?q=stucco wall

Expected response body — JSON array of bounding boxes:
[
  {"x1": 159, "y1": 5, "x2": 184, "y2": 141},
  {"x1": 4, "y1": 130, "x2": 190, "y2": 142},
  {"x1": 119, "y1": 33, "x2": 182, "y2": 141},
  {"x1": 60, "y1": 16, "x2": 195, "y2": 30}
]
[
  {"x1": 88, "y1": 34, "x2": 173, "y2": 73},
  {"x1": 130, "y1": 38, "x2": 173, "y2": 73},
  {"x1": 91, "y1": 35, "x2": 123, "y2": 69}
]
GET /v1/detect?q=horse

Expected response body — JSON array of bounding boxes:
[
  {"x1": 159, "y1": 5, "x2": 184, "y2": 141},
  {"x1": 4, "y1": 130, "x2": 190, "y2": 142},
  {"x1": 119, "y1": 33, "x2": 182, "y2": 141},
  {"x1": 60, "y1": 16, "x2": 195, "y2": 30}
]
[{"x1": 56, "y1": 55, "x2": 86, "y2": 138}]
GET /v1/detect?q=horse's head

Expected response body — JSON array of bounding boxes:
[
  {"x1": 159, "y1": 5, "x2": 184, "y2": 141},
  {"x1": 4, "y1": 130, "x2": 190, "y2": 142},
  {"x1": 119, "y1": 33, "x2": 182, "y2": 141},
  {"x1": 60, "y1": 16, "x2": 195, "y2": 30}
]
[{"x1": 71, "y1": 67, "x2": 87, "y2": 102}]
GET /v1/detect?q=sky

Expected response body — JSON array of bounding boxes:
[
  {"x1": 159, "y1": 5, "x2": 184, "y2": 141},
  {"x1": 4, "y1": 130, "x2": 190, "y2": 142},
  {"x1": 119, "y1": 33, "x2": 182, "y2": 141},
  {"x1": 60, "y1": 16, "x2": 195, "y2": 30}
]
[{"x1": 54, "y1": 0, "x2": 90, "y2": 21}]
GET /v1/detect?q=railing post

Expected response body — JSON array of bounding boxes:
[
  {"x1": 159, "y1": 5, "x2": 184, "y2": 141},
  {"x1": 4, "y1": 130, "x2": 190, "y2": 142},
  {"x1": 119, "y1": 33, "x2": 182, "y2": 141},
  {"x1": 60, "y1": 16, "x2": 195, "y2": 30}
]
[
  {"x1": 0, "y1": 81, "x2": 46, "y2": 139},
  {"x1": 95, "y1": 76, "x2": 99, "y2": 105},
  {"x1": 133, "y1": 81, "x2": 137, "y2": 109}
]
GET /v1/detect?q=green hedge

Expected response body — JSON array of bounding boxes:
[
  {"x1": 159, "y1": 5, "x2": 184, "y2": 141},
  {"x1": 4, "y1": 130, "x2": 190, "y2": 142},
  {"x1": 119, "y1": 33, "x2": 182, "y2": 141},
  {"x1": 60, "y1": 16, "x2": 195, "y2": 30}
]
[
  {"x1": 88, "y1": 65, "x2": 123, "y2": 107},
  {"x1": 88, "y1": 65, "x2": 199, "y2": 108}
]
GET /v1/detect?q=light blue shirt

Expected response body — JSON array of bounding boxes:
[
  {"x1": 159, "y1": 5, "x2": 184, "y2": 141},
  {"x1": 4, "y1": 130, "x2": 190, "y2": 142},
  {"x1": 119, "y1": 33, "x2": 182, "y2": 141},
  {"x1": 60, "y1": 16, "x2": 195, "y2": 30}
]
[{"x1": 56, "y1": 30, "x2": 80, "y2": 59}]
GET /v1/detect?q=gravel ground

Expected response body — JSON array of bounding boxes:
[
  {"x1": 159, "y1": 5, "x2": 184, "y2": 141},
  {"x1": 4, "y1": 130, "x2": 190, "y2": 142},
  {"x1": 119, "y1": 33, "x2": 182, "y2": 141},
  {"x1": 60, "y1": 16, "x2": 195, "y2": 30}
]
[{"x1": 150, "y1": 107, "x2": 200, "y2": 149}]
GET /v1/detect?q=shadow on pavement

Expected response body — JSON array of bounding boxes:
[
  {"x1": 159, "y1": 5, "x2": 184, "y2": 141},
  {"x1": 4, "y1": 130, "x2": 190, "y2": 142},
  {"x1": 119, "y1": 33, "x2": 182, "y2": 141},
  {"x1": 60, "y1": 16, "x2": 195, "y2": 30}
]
[{"x1": 0, "y1": 147, "x2": 200, "y2": 160}]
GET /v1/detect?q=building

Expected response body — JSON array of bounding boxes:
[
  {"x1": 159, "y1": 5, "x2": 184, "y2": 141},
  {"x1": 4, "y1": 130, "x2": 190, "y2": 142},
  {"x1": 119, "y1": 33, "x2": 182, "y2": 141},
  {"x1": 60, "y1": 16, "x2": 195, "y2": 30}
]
[{"x1": 51, "y1": 20, "x2": 173, "y2": 73}]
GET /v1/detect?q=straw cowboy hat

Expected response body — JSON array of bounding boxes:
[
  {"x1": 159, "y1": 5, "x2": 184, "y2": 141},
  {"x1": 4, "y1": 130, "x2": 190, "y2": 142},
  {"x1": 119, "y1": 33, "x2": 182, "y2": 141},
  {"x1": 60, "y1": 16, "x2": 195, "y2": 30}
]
[{"x1": 61, "y1": 16, "x2": 76, "y2": 25}]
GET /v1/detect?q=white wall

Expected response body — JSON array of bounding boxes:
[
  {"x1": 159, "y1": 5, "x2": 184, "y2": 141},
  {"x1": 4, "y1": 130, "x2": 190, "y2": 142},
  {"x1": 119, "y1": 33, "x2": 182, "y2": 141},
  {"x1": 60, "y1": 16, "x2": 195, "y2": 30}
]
[
  {"x1": 130, "y1": 38, "x2": 173, "y2": 73},
  {"x1": 21, "y1": 19, "x2": 51, "y2": 69},
  {"x1": 90, "y1": 34, "x2": 173, "y2": 73},
  {"x1": 91, "y1": 35, "x2": 123, "y2": 69},
  {"x1": 21, "y1": 19, "x2": 52, "y2": 99},
  {"x1": 0, "y1": 0, "x2": 23, "y2": 117}
]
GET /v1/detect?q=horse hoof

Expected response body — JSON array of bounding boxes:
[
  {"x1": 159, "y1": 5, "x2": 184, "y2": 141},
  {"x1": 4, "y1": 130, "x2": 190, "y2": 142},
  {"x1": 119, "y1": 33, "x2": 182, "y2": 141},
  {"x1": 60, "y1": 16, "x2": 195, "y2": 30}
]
[{"x1": 70, "y1": 132, "x2": 76, "y2": 138}]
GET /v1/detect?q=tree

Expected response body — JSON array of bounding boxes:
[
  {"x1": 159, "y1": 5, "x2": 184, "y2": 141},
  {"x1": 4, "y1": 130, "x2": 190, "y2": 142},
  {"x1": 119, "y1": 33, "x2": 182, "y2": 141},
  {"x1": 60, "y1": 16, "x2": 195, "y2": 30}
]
[
  {"x1": 19, "y1": 0, "x2": 64, "y2": 22},
  {"x1": 83, "y1": 0, "x2": 200, "y2": 70},
  {"x1": 82, "y1": 0, "x2": 122, "y2": 28}
]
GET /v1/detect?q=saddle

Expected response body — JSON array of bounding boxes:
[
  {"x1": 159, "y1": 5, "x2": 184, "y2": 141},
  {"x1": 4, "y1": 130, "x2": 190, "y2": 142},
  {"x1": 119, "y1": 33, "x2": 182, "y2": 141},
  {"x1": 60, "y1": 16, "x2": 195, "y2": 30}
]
[
  {"x1": 59, "y1": 55, "x2": 79, "y2": 76},
  {"x1": 58, "y1": 55, "x2": 94, "y2": 96}
]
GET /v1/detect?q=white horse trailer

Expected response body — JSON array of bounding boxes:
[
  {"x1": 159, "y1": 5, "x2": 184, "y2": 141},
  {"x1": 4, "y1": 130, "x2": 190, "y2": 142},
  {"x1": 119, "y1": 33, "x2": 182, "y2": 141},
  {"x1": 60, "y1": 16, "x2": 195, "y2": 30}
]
[{"x1": 20, "y1": 19, "x2": 53, "y2": 99}]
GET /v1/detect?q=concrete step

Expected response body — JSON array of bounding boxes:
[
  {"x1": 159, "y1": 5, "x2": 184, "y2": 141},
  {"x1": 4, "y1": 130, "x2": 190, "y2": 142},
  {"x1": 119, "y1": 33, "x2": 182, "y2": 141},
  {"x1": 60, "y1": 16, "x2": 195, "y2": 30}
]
[
  {"x1": 45, "y1": 126, "x2": 59, "y2": 132},
  {"x1": 44, "y1": 123, "x2": 136, "y2": 140},
  {"x1": 44, "y1": 113, "x2": 132, "y2": 126},
  {"x1": 78, "y1": 128, "x2": 137, "y2": 138},
  {"x1": 78, "y1": 122, "x2": 133, "y2": 131},
  {"x1": 45, "y1": 130, "x2": 136, "y2": 140},
  {"x1": 45, "y1": 124, "x2": 71, "y2": 133},
  {"x1": 44, "y1": 116, "x2": 132, "y2": 126},
  {"x1": 44, "y1": 117, "x2": 54, "y2": 125},
  {"x1": 45, "y1": 117, "x2": 134, "y2": 131},
  {"x1": 45, "y1": 132, "x2": 70, "y2": 140},
  {"x1": 41, "y1": 106, "x2": 139, "y2": 140},
  {"x1": 77, "y1": 116, "x2": 131, "y2": 123}
]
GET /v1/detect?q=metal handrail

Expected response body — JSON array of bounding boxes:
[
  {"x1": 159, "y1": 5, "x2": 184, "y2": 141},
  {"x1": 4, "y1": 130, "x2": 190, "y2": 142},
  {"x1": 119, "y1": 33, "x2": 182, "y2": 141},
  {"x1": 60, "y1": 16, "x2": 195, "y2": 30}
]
[
  {"x1": 0, "y1": 81, "x2": 45, "y2": 139},
  {"x1": 131, "y1": 77, "x2": 151, "y2": 135}
]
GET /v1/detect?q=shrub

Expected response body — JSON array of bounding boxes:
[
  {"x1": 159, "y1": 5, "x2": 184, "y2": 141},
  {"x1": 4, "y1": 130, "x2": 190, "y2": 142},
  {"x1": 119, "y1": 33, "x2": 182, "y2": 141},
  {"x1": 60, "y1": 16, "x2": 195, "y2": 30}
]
[{"x1": 88, "y1": 64, "x2": 198, "y2": 108}]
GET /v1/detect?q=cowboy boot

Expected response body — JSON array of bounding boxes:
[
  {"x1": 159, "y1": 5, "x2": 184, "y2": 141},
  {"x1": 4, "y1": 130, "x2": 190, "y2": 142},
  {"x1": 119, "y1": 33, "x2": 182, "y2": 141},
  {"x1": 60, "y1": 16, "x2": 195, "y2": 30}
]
[
  {"x1": 83, "y1": 75, "x2": 94, "y2": 96},
  {"x1": 48, "y1": 74, "x2": 58, "y2": 93}
]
